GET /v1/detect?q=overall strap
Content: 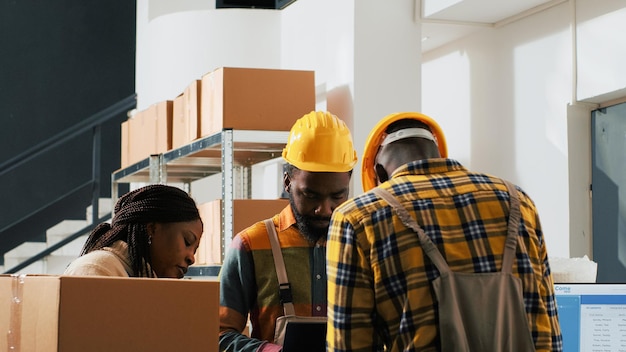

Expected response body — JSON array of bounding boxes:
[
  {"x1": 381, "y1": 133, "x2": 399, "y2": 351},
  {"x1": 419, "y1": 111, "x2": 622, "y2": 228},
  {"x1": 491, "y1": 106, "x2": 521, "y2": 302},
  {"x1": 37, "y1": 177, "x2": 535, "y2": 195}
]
[
  {"x1": 372, "y1": 187, "x2": 451, "y2": 274},
  {"x1": 264, "y1": 219, "x2": 296, "y2": 316},
  {"x1": 501, "y1": 180, "x2": 521, "y2": 274}
]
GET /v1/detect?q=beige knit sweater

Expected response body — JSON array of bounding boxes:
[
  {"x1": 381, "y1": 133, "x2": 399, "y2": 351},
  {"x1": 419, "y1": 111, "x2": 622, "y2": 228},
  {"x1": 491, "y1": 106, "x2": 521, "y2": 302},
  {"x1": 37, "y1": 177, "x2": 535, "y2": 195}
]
[{"x1": 63, "y1": 240, "x2": 133, "y2": 277}]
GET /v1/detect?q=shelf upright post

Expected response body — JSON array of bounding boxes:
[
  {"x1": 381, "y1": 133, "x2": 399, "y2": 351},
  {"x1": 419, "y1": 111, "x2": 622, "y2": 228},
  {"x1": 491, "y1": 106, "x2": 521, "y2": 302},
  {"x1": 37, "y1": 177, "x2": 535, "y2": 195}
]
[
  {"x1": 241, "y1": 166, "x2": 251, "y2": 199},
  {"x1": 149, "y1": 154, "x2": 166, "y2": 184},
  {"x1": 221, "y1": 129, "x2": 234, "y2": 263},
  {"x1": 159, "y1": 154, "x2": 167, "y2": 184},
  {"x1": 111, "y1": 172, "x2": 118, "y2": 217}
]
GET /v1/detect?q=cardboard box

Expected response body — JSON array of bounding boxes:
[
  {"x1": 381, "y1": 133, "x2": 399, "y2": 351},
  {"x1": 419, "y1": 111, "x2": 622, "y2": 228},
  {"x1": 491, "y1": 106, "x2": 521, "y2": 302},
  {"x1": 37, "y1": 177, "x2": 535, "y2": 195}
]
[
  {"x1": 184, "y1": 79, "x2": 202, "y2": 141},
  {"x1": 200, "y1": 67, "x2": 314, "y2": 137},
  {"x1": 172, "y1": 93, "x2": 187, "y2": 149},
  {"x1": 172, "y1": 80, "x2": 202, "y2": 149},
  {"x1": 0, "y1": 275, "x2": 218, "y2": 351},
  {"x1": 125, "y1": 101, "x2": 173, "y2": 166},
  {"x1": 153, "y1": 100, "x2": 173, "y2": 153},
  {"x1": 196, "y1": 199, "x2": 288, "y2": 265},
  {"x1": 120, "y1": 119, "x2": 130, "y2": 168}
]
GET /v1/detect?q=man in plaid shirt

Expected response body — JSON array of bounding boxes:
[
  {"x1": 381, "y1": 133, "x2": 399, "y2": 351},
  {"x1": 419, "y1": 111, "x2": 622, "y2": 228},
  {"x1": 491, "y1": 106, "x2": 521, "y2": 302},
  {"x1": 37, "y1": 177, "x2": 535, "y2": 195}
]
[{"x1": 326, "y1": 112, "x2": 562, "y2": 351}]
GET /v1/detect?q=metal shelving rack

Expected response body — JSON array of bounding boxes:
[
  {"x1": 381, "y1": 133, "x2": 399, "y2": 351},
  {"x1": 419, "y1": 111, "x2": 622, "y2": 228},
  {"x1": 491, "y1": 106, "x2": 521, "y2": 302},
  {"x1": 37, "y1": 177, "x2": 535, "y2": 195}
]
[{"x1": 111, "y1": 129, "x2": 289, "y2": 261}]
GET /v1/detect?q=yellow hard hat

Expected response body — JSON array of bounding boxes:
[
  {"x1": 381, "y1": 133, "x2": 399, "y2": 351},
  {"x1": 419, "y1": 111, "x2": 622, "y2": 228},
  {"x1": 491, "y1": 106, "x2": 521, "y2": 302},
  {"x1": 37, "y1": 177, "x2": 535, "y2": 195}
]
[
  {"x1": 361, "y1": 112, "x2": 448, "y2": 192},
  {"x1": 282, "y1": 111, "x2": 358, "y2": 172}
]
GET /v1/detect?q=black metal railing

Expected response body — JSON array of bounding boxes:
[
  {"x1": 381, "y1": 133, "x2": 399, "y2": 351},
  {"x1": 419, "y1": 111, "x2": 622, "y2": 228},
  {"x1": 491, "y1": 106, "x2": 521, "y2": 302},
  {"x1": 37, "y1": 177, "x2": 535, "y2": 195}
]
[{"x1": 2, "y1": 94, "x2": 136, "y2": 274}]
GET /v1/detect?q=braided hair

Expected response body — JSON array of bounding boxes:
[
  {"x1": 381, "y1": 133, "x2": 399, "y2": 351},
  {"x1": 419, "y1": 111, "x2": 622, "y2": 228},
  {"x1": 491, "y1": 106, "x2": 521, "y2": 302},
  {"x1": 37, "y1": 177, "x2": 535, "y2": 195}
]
[{"x1": 80, "y1": 184, "x2": 201, "y2": 277}]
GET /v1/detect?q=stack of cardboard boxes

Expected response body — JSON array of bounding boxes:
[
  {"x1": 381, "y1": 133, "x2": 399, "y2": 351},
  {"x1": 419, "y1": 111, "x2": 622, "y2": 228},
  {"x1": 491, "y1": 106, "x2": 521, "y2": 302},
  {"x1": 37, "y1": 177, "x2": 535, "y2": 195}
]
[
  {"x1": 196, "y1": 199, "x2": 289, "y2": 265},
  {"x1": 121, "y1": 67, "x2": 315, "y2": 167},
  {"x1": 120, "y1": 67, "x2": 315, "y2": 266}
]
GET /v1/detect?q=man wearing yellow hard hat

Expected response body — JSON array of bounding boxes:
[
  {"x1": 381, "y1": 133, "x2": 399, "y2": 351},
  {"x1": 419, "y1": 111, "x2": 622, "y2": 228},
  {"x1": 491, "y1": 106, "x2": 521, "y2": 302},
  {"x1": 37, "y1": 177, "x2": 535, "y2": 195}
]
[
  {"x1": 219, "y1": 111, "x2": 357, "y2": 351},
  {"x1": 326, "y1": 112, "x2": 562, "y2": 351}
]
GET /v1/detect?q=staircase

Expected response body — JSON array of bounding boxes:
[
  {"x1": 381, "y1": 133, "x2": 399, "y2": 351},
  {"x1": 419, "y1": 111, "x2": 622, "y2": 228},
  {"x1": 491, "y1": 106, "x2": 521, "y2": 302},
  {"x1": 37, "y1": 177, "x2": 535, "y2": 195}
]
[
  {"x1": 1, "y1": 198, "x2": 112, "y2": 274},
  {"x1": 0, "y1": 95, "x2": 136, "y2": 274}
]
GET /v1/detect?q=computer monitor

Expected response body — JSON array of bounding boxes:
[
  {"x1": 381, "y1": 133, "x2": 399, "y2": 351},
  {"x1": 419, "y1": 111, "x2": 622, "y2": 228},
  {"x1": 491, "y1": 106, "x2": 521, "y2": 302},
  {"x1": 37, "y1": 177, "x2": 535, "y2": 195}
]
[{"x1": 555, "y1": 283, "x2": 626, "y2": 352}]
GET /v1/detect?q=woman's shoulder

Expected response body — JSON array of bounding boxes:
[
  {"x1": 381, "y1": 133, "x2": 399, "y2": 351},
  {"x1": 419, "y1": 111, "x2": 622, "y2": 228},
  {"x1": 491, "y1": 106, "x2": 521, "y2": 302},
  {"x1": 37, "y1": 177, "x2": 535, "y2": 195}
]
[{"x1": 63, "y1": 243, "x2": 130, "y2": 277}]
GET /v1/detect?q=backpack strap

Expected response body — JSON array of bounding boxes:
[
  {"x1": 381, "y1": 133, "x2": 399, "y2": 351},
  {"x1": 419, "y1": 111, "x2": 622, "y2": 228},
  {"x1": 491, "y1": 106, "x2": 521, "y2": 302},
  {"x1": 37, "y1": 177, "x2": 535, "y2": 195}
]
[
  {"x1": 264, "y1": 218, "x2": 296, "y2": 316},
  {"x1": 372, "y1": 180, "x2": 522, "y2": 274}
]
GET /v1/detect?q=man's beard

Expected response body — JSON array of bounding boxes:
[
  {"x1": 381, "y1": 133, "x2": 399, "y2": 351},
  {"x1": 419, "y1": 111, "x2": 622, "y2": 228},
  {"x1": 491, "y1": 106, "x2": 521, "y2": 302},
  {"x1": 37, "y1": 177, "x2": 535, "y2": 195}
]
[{"x1": 289, "y1": 197, "x2": 330, "y2": 243}]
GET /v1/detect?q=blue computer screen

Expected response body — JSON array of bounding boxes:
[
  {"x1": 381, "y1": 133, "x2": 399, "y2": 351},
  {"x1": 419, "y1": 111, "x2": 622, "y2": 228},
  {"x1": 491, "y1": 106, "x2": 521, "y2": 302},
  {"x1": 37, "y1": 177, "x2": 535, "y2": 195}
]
[{"x1": 555, "y1": 284, "x2": 626, "y2": 352}]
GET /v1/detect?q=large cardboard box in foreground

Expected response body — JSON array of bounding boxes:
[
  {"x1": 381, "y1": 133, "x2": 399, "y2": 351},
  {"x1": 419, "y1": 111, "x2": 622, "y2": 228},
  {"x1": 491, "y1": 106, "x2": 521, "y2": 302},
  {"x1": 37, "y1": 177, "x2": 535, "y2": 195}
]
[
  {"x1": 0, "y1": 275, "x2": 218, "y2": 351},
  {"x1": 200, "y1": 67, "x2": 314, "y2": 137},
  {"x1": 196, "y1": 199, "x2": 289, "y2": 265}
]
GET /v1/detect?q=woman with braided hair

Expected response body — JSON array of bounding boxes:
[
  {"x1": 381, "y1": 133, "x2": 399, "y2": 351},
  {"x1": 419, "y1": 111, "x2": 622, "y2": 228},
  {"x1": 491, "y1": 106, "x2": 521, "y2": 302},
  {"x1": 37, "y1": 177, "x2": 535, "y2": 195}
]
[{"x1": 64, "y1": 184, "x2": 203, "y2": 278}]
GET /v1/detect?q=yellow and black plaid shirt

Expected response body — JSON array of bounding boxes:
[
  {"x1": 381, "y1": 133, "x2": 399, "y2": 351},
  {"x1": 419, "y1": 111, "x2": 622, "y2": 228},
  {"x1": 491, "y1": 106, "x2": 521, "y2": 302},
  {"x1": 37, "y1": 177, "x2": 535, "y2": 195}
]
[{"x1": 327, "y1": 158, "x2": 562, "y2": 351}]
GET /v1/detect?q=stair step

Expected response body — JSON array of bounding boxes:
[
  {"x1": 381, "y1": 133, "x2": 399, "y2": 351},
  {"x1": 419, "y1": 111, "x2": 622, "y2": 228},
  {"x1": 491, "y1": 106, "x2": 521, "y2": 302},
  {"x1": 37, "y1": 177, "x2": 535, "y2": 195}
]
[
  {"x1": 4, "y1": 241, "x2": 47, "y2": 258},
  {"x1": 46, "y1": 254, "x2": 81, "y2": 275},
  {"x1": 86, "y1": 198, "x2": 113, "y2": 224},
  {"x1": 4, "y1": 242, "x2": 48, "y2": 273},
  {"x1": 3, "y1": 253, "x2": 77, "y2": 275},
  {"x1": 3, "y1": 259, "x2": 46, "y2": 274},
  {"x1": 3, "y1": 198, "x2": 113, "y2": 275},
  {"x1": 47, "y1": 219, "x2": 89, "y2": 256}
]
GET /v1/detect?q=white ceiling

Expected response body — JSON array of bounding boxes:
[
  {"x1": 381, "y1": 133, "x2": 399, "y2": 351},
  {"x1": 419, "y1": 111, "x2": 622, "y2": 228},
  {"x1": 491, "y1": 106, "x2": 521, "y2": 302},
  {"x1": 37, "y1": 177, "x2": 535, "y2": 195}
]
[{"x1": 420, "y1": 0, "x2": 562, "y2": 52}]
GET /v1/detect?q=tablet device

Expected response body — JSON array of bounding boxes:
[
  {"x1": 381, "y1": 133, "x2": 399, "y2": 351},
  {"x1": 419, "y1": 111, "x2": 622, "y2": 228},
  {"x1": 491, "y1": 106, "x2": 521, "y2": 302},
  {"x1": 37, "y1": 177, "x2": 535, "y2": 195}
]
[{"x1": 281, "y1": 321, "x2": 326, "y2": 352}]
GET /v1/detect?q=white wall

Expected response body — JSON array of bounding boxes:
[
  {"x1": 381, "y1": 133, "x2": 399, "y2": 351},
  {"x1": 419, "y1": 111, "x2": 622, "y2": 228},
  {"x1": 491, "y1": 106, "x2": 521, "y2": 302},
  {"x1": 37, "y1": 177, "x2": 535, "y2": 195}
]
[
  {"x1": 280, "y1": 0, "x2": 354, "y2": 115},
  {"x1": 423, "y1": 2, "x2": 572, "y2": 257},
  {"x1": 422, "y1": 0, "x2": 626, "y2": 259},
  {"x1": 280, "y1": 0, "x2": 421, "y2": 195},
  {"x1": 576, "y1": 0, "x2": 626, "y2": 102},
  {"x1": 136, "y1": 0, "x2": 282, "y2": 110}
]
